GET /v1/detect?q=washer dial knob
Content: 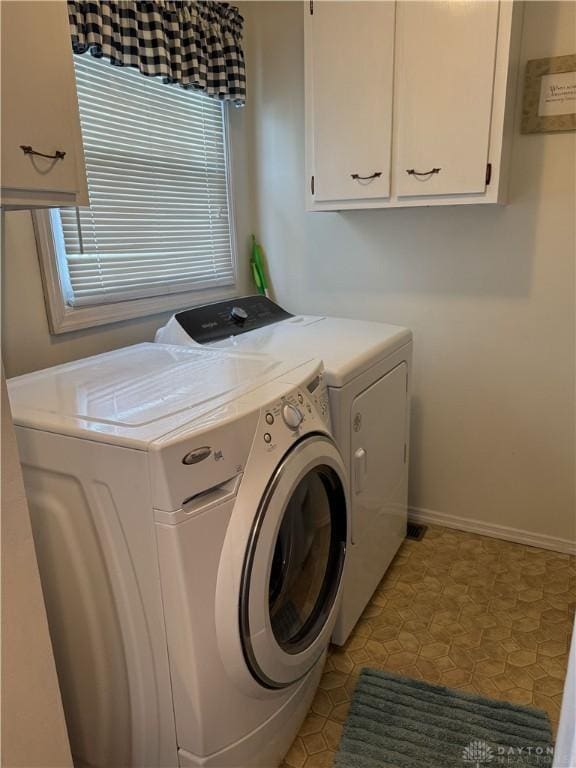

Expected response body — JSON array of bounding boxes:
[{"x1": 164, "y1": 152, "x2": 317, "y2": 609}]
[
  {"x1": 282, "y1": 403, "x2": 303, "y2": 430},
  {"x1": 230, "y1": 306, "x2": 248, "y2": 323}
]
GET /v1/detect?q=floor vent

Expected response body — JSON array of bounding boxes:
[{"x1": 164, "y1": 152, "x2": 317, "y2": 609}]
[{"x1": 406, "y1": 522, "x2": 427, "y2": 541}]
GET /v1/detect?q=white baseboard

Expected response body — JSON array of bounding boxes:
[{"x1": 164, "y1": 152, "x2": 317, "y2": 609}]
[{"x1": 408, "y1": 506, "x2": 576, "y2": 556}]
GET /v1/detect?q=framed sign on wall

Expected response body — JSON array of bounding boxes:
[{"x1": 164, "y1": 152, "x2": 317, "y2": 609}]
[{"x1": 521, "y1": 54, "x2": 576, "y2": 134}]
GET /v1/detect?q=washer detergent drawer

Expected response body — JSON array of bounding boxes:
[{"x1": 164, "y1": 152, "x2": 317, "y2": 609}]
[
  {"x1": 149, "y1": 410, "x2": 258, "y2": 511},
  {"x1": 350, "y1": 361, "x2": 408, "y2": 575}
]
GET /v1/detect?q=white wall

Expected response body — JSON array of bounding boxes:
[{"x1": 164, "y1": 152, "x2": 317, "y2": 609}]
[{"x1": 247, "y1": 1, "x2": 576, "y2": 546}]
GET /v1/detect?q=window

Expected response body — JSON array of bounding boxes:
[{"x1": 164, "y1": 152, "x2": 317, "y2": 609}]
[{"x1": 36, "y1": 55, "x2": 237, "y2": 333}]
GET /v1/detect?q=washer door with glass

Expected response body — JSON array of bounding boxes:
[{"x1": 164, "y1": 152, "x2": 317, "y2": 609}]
[{"x1": 240, "y1": 435, "x2": 347, "y2": 689}]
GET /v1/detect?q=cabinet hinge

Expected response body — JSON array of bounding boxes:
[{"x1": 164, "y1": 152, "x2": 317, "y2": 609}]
[
  {"x1": 309, "y1": 0, "x2": 313, "y2": 14},
  {"x1": 485, "y1": 162, "x2": 492, "y2": 186},
  {"x1": 311, "y1": 175, "x2": 315, "y2": 195},
  {"x1": 403, "y1": 443, "x2": 407, "y2": 464}
]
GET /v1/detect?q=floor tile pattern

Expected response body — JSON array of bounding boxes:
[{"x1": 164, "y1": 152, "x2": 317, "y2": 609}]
[{"x1": 283, "y1": 526, "x2": 576, "y2": 768}]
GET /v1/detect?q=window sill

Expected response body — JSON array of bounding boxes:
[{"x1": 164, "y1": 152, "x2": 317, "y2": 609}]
[{"x1": 33, "y1": 210, "x2": 239, "y2": 334}]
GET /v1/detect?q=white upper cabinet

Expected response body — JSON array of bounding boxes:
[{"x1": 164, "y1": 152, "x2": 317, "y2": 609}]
[
  {"x1": 305, "y1": 0, "x2": 522, "y2": 211},
  {"x1": 306, "y1": 2, "x2": 395, "y2": 202},
  {"x1": 1, "y1": 1, "x2": 88, "y2": 209}
]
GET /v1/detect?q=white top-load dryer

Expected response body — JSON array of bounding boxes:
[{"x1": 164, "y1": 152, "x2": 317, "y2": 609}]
[
  {"x1": 156, "y1": 297, "x2": 412, "y2": 644},
  {"x1": 8, "y1": 343, "x2": 349, "y2": 767}
]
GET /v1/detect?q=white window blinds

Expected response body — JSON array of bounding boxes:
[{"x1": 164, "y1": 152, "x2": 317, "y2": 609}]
[{"x1": 59, "y1": 55, "x2": 235, "y2": 307}]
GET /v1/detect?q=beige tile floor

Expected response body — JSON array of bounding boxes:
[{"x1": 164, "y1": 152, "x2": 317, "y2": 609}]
[{"x1": 283, "y1": 525, "x2": 576, "y2": 768}]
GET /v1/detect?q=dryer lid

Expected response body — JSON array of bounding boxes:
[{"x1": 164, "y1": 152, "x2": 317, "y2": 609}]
[
  {"x1": 208, "y1": 316, "x2": 412, "y2": 388},
  {"x1": 7, "y1": 343, "x2": 299, "y2": 448},
  {"x1": 157, "y1": 296, "x2": 412, "y2": 388}
]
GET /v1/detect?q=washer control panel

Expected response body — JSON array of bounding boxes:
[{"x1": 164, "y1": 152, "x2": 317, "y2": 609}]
[{"x1": 260, "y1": 370, "x2": 331, "y2": 449}]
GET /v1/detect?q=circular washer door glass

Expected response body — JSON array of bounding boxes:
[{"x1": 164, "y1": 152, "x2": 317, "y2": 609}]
[{"x1": 268, "y1": 464, "x2": 346, "y2": 654}]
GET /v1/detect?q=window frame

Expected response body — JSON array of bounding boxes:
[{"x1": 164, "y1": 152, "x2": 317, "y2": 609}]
[{"x1": 34, "y1": 100, "x2": 238, "y2": 335}]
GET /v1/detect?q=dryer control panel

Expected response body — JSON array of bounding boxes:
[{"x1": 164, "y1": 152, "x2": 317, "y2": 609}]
[{"x1": 175, "y1": 296, "x2": 292, "y2": 344}]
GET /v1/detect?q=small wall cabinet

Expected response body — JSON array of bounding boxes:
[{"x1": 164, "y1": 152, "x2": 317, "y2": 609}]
[
  {"x1": 1, "y1": 1, "x2": 88, "y2": 209},
  {"x1": 305, "y1": 1, "x2": 523, "y2": 211}
]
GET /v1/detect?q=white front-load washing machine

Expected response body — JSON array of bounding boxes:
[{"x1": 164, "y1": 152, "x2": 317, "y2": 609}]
[
  {"x1": 157, "y1": 296, "x2": 413, "y2": 644},
  {"x1": 8, "y1": 343, "x2": 348, "y2": 767}
]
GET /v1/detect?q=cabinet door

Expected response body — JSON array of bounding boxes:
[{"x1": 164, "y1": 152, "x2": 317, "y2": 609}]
[
  {"x1": 1, "y1": 1, "x2": 87, "y2": 205},
  {"x1": 394, "y1": 0, "x2": 499, "y2": 198},
  {"x1": 307, "y1": 1, "x2": 395, "y2": 203}
]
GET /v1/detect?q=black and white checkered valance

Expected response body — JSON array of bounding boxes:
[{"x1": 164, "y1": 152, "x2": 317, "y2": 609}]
[{"x1": 67, "y1": 1, "x2": 246, "y2": 105}]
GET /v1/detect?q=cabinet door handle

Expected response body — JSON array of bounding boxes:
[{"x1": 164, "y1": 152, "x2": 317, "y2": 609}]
[
  {"x1": 20, "y1": 145, "x2": 66, "y2": 160},
  {"x1": 351, "y1": 172, "x2": 382, "y2": 181},
  {"x1": 406, "y1": 167, "x2": 441, "y2": 178}
]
